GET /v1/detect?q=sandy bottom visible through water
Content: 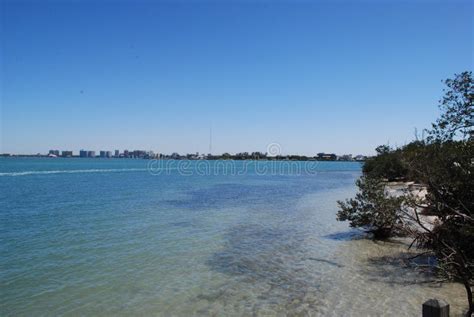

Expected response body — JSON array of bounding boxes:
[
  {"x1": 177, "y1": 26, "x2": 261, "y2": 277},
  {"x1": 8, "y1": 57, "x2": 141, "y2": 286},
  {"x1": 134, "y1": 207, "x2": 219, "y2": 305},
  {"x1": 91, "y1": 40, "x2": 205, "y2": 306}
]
[{"x1": 318, "y1": 236, "x2": 467, "y2": 317}]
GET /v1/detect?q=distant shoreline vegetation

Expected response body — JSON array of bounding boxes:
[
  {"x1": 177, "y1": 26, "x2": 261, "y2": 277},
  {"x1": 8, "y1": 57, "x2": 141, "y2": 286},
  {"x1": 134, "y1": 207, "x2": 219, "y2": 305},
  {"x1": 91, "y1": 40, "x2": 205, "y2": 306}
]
[{"x1": 0, "y1": 152, "x2": 368, "y2": 162}]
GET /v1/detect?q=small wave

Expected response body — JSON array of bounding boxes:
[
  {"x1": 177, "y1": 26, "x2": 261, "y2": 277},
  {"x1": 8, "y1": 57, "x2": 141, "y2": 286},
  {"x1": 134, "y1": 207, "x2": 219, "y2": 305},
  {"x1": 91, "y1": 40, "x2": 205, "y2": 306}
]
[{"x1": 0, "y1": 168, "x2": 150, "y2": 177}]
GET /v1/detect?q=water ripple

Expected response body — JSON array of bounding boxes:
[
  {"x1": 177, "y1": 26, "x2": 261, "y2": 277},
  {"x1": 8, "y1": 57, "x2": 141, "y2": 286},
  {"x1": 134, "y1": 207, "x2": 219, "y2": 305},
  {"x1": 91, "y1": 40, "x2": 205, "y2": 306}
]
[{"x1": 0, "y1": 168, "x2": 151, "y2": 176}]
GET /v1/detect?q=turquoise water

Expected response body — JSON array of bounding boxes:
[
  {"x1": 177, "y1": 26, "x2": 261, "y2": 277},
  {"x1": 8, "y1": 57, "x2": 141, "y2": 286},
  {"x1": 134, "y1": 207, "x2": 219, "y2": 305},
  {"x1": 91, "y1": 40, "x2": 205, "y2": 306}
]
[{"x1": 0, "y1": 158, "x2": 465, "y2": 316}]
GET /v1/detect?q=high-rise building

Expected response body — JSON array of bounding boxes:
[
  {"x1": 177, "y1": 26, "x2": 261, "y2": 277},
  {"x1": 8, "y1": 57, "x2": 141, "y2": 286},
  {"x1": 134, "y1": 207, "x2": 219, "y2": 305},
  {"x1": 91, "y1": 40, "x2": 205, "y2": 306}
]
[
  {"x1": 87, "y1": 151, "x2": 96, "y2": 158},
  {"x1": 49, "y1": 150, "x2": 60, "y2": 156},
  {"x1": 100, "y1": 151, "x2": 106, "y2": 158},
  {"x1": 106, "y1": 151, "x2": 112, "y2": 158},
  {"x1": 79, "y1": 150, "x2": 88, "y2": 158},
  {"x1": 115, "y1": 150, "x2": 120, "y2": 157},
  {"x1": 61, "y1": 151, "x2": 73, "y2": 157}
]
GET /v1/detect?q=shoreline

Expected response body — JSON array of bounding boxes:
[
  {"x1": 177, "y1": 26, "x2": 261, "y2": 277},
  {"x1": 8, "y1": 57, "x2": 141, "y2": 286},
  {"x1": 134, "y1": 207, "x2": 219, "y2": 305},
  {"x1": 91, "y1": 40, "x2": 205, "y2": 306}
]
[{"x1": 0, "y1": 155, "x2": 364, "y2": 162}]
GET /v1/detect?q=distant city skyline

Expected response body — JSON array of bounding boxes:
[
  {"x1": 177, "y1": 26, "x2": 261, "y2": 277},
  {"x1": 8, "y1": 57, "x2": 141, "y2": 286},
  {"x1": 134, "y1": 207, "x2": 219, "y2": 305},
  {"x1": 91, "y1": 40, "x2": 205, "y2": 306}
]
[
  {"x1": 4, "y1": 148, "x2": 367, "y2": 162},
  {"x1": 2, "y1": 1, "x2": 473, "y2": 155},
  {"x1": 9, "y1": 147, "x2": 364, "y2": 157}
]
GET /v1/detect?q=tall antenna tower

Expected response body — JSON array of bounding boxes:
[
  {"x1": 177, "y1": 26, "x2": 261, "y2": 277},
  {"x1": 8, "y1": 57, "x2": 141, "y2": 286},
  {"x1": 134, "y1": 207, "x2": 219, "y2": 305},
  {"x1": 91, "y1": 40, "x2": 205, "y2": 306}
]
[{"x1": 209, "y1": 126, "x2": 213, "y2": 154}]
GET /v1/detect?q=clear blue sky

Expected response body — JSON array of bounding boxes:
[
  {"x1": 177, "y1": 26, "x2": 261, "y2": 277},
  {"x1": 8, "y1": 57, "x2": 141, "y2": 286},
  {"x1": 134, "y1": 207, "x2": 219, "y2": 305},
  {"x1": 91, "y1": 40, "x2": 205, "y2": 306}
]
[{"x1": 1, "y1": 0, "x2": 472, "y2": 155}]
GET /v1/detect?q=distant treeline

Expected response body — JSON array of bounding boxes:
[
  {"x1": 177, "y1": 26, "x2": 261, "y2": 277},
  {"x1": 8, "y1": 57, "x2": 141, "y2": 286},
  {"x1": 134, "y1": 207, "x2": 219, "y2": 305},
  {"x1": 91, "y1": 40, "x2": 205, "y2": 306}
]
[
  {"x1": 0, "y1": 152, "x2": 366, "y2": 161},
  {"x1": 183, "y1": 152, "x2": 360, "y2": 161}
]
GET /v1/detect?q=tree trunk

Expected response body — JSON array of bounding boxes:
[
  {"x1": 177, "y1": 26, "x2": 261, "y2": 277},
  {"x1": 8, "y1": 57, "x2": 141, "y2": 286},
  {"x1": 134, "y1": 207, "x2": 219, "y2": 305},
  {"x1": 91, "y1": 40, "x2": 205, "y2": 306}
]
[{"x1": 463, "y1": 279, "x2": 473, "y2": 317}]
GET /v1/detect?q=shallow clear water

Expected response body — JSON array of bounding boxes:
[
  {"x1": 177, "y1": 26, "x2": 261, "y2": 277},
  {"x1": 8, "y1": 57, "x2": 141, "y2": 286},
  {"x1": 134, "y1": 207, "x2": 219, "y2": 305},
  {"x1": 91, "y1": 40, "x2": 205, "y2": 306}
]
[{"x1": 0, "y1": 158, "x2": 465, "y2": 316}]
